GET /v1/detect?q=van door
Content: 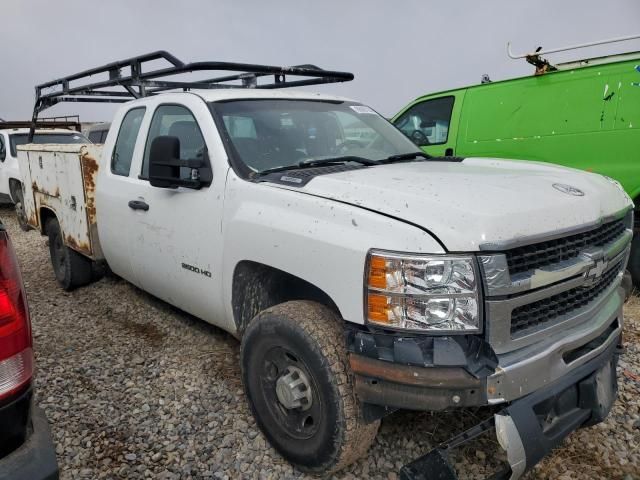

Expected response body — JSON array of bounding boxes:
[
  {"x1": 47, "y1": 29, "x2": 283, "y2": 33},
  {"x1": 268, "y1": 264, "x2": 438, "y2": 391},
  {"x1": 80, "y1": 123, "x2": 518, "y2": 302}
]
[
  {"x1": 609, "y1": 63, "x2": 640, "y2": 199},
  {"x1": 393, "y1": 91, "x2": 465, "y2": 156}
]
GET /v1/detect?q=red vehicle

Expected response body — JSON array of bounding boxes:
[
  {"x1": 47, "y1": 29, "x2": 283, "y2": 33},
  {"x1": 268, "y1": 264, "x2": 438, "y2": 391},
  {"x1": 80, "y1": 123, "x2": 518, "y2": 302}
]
[{"x1": 0, "y1": 221, "x2": 58, "y2": 479}]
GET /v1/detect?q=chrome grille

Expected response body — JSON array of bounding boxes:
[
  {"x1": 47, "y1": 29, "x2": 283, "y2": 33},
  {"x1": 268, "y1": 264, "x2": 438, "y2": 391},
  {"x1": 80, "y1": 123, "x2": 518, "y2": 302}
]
[
  {"x1": 506, "y1": 218, "x2": 626, "y2": 275},
  {"x1": 510, "y1": 260, "x2": 623, "y2": 337}
]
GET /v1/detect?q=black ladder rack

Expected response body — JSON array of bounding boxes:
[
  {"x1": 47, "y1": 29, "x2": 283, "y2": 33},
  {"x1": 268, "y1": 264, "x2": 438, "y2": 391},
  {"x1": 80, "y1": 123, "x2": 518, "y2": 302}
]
[
  {"x1": 1, "y1": 115, "x2": 81, "y2": 132},
  {"x1": 30, "y1": 50, "x2": 354, "y2": 138}
]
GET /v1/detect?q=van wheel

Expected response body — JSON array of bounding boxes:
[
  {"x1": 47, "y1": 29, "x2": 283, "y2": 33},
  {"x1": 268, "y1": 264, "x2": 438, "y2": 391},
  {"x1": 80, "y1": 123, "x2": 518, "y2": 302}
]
[
  {"x1": 12, "y1": 186, "x2": 30, "y2": 232},
  {"x1": 240, "y1": 301, "x2": 379, "y2": 474},
  {"x1": 46, "y1": 218, "x2": 92, "y2": 290}
]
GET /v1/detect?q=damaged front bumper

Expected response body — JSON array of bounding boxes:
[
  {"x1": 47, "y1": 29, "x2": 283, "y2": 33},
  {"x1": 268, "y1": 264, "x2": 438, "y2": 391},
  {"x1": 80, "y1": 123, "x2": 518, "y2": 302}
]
[
  {"x1": 348, "y1": 286, "x2": 623, "y2": 413},
  {"x1": 347, "y1": 281, "x2": 624, "y2": 478},
  {"x1": 399, "y1": 337, "x2": 620, "y2": 480}
]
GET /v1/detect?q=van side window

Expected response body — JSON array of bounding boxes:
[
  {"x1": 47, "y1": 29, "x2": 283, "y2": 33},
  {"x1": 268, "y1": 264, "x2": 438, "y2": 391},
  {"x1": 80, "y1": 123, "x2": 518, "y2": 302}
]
[
  {"x1": 0, "y1": 136, "x2": 5, "y2": 162},
  {"x1": 394, "y1": 96, "x2": 455, "y2": 146},
  {"x1": 112, "y1": 108, "x2": 146, "y2": 176},
  {"x1": 141, "y1": 105, "x2": 206, "y2": 180}
]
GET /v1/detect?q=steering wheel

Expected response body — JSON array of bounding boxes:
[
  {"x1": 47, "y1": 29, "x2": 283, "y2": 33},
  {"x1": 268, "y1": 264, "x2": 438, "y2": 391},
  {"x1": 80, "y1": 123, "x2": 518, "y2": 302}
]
[
  {"x1": 409, "y1": 130, "x2": 430, "y2": 146},
  {"x1": 335, "y1": 139, "x2": 364, "y2": 153}
]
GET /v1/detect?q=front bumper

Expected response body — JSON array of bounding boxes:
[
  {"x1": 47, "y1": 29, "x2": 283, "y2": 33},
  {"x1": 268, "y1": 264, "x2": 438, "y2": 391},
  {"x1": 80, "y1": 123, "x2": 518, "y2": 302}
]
[
  {"x1": 400, "y1": 336, "x2": 620, "y2": 479},
  {"x1": 0, "y1": 406, "x2": 59, "y2": 480},
  {"x1": 348, "y1": 286, "x2": 623, "y2": 411}
]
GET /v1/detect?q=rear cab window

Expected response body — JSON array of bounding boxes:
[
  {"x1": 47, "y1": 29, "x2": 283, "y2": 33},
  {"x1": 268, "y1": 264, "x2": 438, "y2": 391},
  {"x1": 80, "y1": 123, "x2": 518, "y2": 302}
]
[{"x1": 88, "y1": 131, "x2": 103, "y2": 144}]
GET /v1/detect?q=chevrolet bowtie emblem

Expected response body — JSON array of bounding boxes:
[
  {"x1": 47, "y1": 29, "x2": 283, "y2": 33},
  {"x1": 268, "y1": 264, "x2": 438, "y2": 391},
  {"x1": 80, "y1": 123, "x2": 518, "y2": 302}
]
[
  {"x1": 552, "y1": 183, "x2": 585, "y2": 196},
  {"x1": 584, "y1": 257, "x2": 608, "y2": 286}
]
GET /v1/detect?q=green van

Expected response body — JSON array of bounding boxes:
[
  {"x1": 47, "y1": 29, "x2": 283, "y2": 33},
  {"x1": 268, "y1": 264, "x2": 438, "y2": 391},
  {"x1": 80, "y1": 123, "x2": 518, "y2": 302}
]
[{"x1": 392, "y1": 51, "x2": 640, "y2": 283}]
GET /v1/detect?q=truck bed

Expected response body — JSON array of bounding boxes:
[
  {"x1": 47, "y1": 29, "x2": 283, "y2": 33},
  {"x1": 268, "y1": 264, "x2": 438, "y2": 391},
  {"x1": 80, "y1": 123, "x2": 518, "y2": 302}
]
[{"x1": 17, "y1": 144, "x2": 103, "y2": 260}]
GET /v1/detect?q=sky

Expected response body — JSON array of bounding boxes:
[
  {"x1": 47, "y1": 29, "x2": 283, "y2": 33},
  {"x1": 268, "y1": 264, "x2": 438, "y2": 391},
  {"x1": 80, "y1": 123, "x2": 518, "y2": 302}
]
[{"x1": 1, "y1": 0, "x2": 639, "y2": 122}]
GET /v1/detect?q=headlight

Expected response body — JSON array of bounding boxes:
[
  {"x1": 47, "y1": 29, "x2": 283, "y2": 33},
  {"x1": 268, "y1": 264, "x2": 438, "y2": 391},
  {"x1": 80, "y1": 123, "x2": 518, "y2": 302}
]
[{"x1": 365, "y1": 251, "x2": 480, "y2": 332}]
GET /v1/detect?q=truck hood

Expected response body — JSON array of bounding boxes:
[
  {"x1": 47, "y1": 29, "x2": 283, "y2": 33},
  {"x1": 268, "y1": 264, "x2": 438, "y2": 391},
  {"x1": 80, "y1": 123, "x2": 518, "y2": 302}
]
[{"x1": 274, "y1": 158, "x2": 632, "y2": 251}]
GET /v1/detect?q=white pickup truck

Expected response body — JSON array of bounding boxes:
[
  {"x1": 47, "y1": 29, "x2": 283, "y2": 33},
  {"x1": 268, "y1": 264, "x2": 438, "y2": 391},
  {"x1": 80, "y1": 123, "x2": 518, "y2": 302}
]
[{"x1": 17, "y1": 53, "x2": 633, "y2": 479}]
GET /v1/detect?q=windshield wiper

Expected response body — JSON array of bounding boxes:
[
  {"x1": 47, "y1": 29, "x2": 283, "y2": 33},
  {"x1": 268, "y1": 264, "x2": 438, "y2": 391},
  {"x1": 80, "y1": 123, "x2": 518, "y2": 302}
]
[
  {"x1": 379, "y1": 151, "x2": 432, "y2": 164},
  {"x1": 255, "y1": 153, "x2": 429, "y2": 177},
  {"x1": 257, "y1": 156, "x2": 377, "y2": 176}
]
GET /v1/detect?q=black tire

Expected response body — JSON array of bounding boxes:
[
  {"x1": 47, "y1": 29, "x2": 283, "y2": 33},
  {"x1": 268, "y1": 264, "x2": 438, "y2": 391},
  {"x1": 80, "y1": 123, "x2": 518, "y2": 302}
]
[
  {"x1": 46, "y1": 218, "x2": 93, "y2": 291},
  {"x1": 628, "y1": 235, "x2": 640, "y2": 289},
  {"x1": 240, "y1": 301, "x2": 379, "y2": 474},
  {"x1": 12, "y1": 185, "x2": 30, "y2": 232}
]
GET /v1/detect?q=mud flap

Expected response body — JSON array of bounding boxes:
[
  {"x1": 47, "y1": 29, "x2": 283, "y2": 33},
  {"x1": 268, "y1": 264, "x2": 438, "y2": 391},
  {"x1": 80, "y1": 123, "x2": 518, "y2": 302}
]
[{"x1": 399, "y1": 351, "x2": 618, "y2": 480}]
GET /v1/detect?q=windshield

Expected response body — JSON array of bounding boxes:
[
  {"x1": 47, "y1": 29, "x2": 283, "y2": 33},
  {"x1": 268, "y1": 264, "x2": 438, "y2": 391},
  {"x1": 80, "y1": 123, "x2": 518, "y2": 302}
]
[
  {"x1": 211, "y1": 100, "x2": 422, "y2": 174},
  {"x1": 9, "y1": 132, "x2": 89, "y2": 157}
]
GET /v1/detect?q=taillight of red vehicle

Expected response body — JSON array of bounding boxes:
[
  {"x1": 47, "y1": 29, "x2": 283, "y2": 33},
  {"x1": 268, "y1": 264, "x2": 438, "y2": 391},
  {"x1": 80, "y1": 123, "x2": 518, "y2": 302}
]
[{"x1": 0, "y1": 227, "x2": 32, "y2": 402}]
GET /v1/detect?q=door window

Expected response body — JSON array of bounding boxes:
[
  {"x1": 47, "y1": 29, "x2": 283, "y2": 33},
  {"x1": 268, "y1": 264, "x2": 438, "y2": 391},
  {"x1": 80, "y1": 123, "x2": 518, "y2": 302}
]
[
  {"x1": 141, "y1": 105, "x2": 206, "y2": 180},
  {"x1": 0, "y1": 135, "x2": 5, "y2": 162},
  {"x1": 394, "y1": 96, "x2": 455, "y2": 146},
  {"x1": 112, "y1": 108, "x2": 146, "y2": 176}
]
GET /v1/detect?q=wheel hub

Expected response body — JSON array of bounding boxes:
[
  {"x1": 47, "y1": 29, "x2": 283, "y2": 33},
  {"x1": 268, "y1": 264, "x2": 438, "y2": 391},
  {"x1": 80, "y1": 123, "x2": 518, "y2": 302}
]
[{"x1": 275, "y1": 366, "x2": 312, "y2": 410}]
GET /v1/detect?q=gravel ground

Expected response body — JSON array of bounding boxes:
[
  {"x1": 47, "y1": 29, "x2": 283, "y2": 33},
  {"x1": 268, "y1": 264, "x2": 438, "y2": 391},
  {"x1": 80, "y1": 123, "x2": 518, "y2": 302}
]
[{"x1": 1, "y1": 205, "x2": 638, "y2": 479}]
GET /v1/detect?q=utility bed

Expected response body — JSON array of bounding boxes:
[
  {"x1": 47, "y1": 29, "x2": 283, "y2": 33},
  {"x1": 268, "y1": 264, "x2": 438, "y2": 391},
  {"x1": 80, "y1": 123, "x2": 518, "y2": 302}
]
[{"x1": 17, "y1": 144, "x2": 103, "y2": 260}]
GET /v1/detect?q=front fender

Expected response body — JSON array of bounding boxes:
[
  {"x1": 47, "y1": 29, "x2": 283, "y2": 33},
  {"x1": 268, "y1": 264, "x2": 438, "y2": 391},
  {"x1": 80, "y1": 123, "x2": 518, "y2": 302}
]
[{"x1": 222, "y1": 179, "x2": 444, "y2": 325}]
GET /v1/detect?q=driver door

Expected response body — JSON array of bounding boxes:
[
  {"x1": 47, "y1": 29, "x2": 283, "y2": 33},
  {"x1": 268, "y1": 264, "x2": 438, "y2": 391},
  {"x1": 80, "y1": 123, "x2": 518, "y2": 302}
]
[{"x1": 125, "y1": 96, "x2": 226, "y2": 321}]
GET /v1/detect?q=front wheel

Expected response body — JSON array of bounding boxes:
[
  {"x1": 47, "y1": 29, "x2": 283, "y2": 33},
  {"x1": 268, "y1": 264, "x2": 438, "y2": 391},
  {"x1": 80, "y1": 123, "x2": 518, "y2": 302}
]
[
  {"x1": 240, "y1": 301, "x2": 379, "y2": 474},
  {"x1": 46, "y1": 218, "x2": 92, "y2": 290}
]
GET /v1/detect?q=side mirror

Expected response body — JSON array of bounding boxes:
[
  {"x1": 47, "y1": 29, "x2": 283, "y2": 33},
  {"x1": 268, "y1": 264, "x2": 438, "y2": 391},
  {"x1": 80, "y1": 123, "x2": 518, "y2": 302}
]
[{"x1": 148, "y1": 136, "x2": 211, "y2": 189}]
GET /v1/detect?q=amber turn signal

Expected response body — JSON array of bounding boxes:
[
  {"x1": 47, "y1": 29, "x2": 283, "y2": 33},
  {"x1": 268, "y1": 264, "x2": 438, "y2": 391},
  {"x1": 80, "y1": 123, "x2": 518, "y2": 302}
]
[
  {"x1": 368, "y1": 255, "x2": 387, "y2": 289},
  {"x1": 367, "y1": 293, "x2": 390, "y2": 324}
]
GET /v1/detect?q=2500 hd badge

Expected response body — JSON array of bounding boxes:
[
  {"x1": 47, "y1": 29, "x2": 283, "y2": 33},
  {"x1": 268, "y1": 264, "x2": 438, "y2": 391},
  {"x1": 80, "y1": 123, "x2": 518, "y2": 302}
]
[{"x1": 181, "y1": 262, "x2": 212, "y2": 278}]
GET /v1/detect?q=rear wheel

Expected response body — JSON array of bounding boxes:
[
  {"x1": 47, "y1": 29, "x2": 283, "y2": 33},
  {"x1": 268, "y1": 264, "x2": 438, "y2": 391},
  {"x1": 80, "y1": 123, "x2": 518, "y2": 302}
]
[
  {"x1": 240, "y1": 301, "x2": 379, "y2": 474},
  {"x1": 46, "y1": 218, "x2": 92, "y2": 290},
  {"x1": 12, "y1": 185, "x2": 29, "y2": 232}
]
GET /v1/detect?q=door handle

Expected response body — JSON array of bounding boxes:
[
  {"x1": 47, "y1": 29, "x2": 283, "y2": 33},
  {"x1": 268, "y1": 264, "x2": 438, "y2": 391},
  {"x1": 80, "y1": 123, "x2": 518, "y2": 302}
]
[{"x1": 128, "y1": 200, "x2": 149, "y2": 211}]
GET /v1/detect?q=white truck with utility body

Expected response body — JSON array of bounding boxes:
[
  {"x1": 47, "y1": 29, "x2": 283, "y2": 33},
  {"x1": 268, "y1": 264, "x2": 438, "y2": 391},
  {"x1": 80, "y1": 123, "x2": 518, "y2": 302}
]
[
  {"x1": 0, "y1": 119, "x2": 88, "y2": 230},
  {"x1": 17, "y1": 52, "x2": 633, "y2": 479}
]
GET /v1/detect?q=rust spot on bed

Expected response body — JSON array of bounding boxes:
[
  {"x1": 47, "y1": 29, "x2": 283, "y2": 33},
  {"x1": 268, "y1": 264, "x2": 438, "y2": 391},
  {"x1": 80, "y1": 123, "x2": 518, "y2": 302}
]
[
  {"x1": 31, "y1": 181, "x2": 60, "y2": 198},
  {"x1": 64, "y1": 234, "x2": 91, "y2": 255},
  {"x1": 81, "y1": 153, "x2": 99, "y2": 225}
]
